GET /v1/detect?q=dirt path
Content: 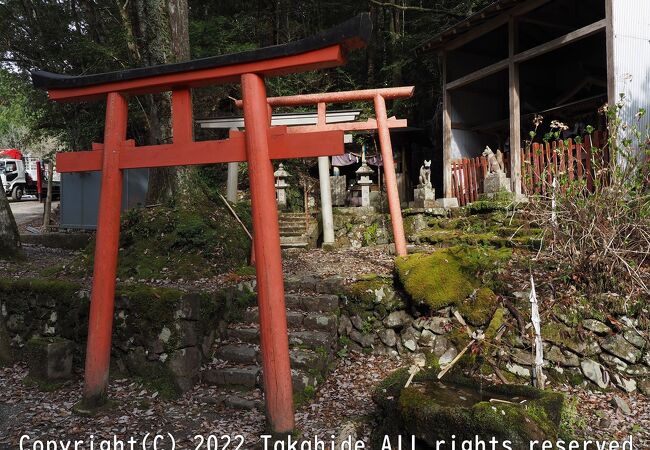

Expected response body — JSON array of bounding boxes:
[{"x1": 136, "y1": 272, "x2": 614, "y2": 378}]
[{"x1": 9, "y1": 198, "x2": 59, "y2": 227}]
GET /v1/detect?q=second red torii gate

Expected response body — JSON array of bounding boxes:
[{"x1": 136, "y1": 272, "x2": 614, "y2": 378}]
[
  {"x1": 234, "y1": 86, "x2": 415, "y2": 256},
  {"x1": 30, "y1": 14, "x2": 397, "y2": 434}
]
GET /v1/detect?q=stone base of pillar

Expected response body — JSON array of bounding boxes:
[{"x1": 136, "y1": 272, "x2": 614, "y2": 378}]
[
  {"x1": 321, "y1": 241, "x2": 336, "y2": 251},
  {"x1": 436, "y1": 197, "x2": 459, "y2": 208}
]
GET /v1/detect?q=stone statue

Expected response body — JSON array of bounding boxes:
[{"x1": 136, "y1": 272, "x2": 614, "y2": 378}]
[
  {"x1": 482, "y1": 146, "x2": 505, "y2": 174},
  {"x1": 418, "y1": 160, "x2": 432, "y2": 188},
  {"x1": 414, "y1": 160, "x2": 435, "y2": 208},
  {"x1": 482, "y1": 146, "x2": 511, "y2": 194}
]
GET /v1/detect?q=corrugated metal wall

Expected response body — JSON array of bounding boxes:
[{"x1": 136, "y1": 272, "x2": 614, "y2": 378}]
[
  {"x1": 611, "y1": 0, "x2": 650, "y2": 145},
  {"x1": 60, "y1": 169, "x2": 149, "y2": 230}
]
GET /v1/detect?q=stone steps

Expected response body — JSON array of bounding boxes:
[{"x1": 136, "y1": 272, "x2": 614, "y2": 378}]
[
  {"x1": 202, "y1": 289, "x2": 340, "y2": 396},
  {"x1": 216, "y1": 343, "x2": 328, "y2": 370},
  {"x1": 278, "y1": 213, "x2": 318, "y2": 248},
  {"x1": 225, "y1": 326, "x2": 335, "y2": 351},
  {"x1": 279, "y1": 230, "x2": 306, "y2": 237},
  {"x1": 240, "y1": 308, "x2": 337, "y2": 332},
  {"x1": 204, "y1": 365, "x2": 319, "y2": 392}
]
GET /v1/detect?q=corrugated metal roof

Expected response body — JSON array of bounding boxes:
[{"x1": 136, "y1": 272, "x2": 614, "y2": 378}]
[{"x1": 417, "y1": 0, "x2": 525, "y2": 54}]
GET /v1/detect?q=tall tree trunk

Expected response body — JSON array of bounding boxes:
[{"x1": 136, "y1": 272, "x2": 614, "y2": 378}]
[
  {"x1": 166, "y1": 0, "x2": 197, "y2": 206},
  {"x1": 0, "y1": 188, "x2": 21, "y2": 258},
  {"x1": 119, "y1": 0, "x2": 192, "y2": 205}
]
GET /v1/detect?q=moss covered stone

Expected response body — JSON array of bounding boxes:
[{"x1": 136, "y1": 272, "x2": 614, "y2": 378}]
[
  {"x1": 0, "y1": 277, "x2": 251, "y2": 395},
  {"x1": 343, "y1": 274, "x2": 406, "y2": 318},
  {"x1": 395, "y1": 246, "x2": 511, "y2": 311},
  {"x1": 485, "y1": 307, "x2": 507, "y2": 339},
  {"x1": 458, "y1": 287, "x2": 499, "y2": 326},
  {"x1": 373, "y1": 366, "x2": 566, "y2": 449}
]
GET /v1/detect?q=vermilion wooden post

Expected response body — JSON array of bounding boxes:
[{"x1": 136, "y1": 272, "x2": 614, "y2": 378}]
[
  {"x1": 82, "y1": 92, "x2": 128, "y2": 407},
  {"x1": 241, "y1": 73, "x2": 294, "y2": 433},
  {"x1": 172, "y1": 89, "x2": 193, "y2": 144},
  {"x1": 373, "y1": 94, "x2": 407, "y2": 256}
]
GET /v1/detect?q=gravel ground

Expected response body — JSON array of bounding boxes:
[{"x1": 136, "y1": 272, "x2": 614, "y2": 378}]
[
  {"x1": 282, "y1": 246, "x2": 396, "y2": 279},
  {"x1": 0, "y1": 353, "x2": 403, "y2": 449},
  {"x1": 0, "y1": 244, "x2": 398, "y2": 291},
  {"x1": 2, "y1": 245, "x2": 650, "y2": 448}
]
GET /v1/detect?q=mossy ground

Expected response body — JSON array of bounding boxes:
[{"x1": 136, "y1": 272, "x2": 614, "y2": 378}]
[
  {"x1": 408, "y1": 209, "x2": 542, "y2": 250},
  {"x1": 458, "y1": 287, "x2": 499, "y2": 326},
  {"x1": 55, "y1": 194, "x2": 252, "y2": 281},
  {"x1": 395, "y1": 246, "x2": 511, "y2": 311}
]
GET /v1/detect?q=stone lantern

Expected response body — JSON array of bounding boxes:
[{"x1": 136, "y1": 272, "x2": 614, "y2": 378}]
[
  {"x1": 356, "y1": 146, "x2": 374, "y2": 207},
  {"x1": 274, "y1": 163, "x2": 290, "y2": 208}
]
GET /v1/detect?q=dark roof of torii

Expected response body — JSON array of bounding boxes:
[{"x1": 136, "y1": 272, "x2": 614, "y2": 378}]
[
  {"x1": 31, "y1": 14, "x2": 371, "y2": 90},
  {"x1": 417, "y1": 0, "x2": 524, "y2": 54}
]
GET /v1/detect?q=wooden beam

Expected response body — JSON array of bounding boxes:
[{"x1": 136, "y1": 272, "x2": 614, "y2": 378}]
[
  {"x1": 508, "y1": 17, "x2": 522, "y2": 197},
  {"x1": 171, "y1": 89, "x2": 193, "y2": 144},
  {"x1": 442, "y1": 0, "x2": 550, "y2": 51},
  {"x1": 446, "y1": 59, "x2": 509, "y2": 90},
  {"x1": 56, "y1": 130, "x2": 344, "y2": 173},
  {"x1": 517, "y1": 17, "x2": 574, "y2": 32},
  {"x1": 285, "y1": 117, "x2": 407, "y2": 133},
  {"x1": 512, "y1": 19, "x2": 606, "y2": 63},
  {"x1": 446, "y1": 18, "x2": 607, "y2": 91}
]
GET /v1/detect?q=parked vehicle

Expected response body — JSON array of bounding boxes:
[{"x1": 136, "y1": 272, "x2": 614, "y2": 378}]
[{"x1": 0, "y1": 150, "x2": 60, "y2": 201}]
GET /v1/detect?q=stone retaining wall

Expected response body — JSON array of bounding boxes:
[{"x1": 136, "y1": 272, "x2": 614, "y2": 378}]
[
  {"x1": 336, "y1": 275, "x2": 650, "y2": 396},
  {"x1": 0, "y1": 278, "x2": 256, "y2": 395}
]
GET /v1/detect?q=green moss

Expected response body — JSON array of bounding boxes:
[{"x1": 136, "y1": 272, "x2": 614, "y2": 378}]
[
  {"x1": 235, "y1": 265, "x2": 256, "y2": 276},
  {"x1": 0, "y1": 277, "x2": 81, "y2": 301},
  {"x1": 23, "y1": 375, "x2": 69, "y2": 392},
  {"x1": 362, "y1": 222, "x2": 379, "y2": 246},
  {"x1": 458, "y1": 287, "x2": 499, "y2": 326},
  {"x1": 374, "y1": 367, "x2": 565, "y2": 448},
  {"x1": 58, "y1": 197, "x2": 252, "y2": 281},
  {"x1": 485, "y1": 307, "x2": 507, "y2": 339},
  {"x1": 343, "y1": 274, "x2": 406, "y2": 317},
  {"x1": 466, "y1": 200, "x2": 510, "y2": 214},
  {"x1": 559, "y1": 397, "x2": 587, "y2": 439},
  {"x1": 294, "y1": 385, "x2": 316, "y2": 407},
  {"x1": 395, "y1": 246, "x2": 512, "y2": 310}
]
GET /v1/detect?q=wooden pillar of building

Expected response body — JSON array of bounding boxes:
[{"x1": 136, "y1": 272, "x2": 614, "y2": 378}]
[
  {"x1": 508, "y1": 17, "x2": 523, "y2": 198},
  {"x1": 440, "y1": 53, "x2": 459, "y2": 207}
]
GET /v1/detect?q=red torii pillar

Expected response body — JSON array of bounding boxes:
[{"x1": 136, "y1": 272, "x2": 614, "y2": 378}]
[{"x1": 32, "y1": 14, "x2": 372, "y2": 433}]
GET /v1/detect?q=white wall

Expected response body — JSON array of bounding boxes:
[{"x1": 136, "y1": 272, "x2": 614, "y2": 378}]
[
  {"x1": 611, "y1": 0, "x2": 650, "y2": 151},
  {"x1": 450, "y1": 89, "x2": 506, "y2": 159}
]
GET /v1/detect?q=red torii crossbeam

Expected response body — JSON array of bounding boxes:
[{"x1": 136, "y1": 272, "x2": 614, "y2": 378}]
[{"x1": 32, "y1": 15, "x2": 372, "y2": 434}]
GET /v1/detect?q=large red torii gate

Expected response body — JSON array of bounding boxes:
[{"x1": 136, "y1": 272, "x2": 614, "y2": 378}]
[{"x1": 31, "y1": 14, "x2": 406, "y2": 433}]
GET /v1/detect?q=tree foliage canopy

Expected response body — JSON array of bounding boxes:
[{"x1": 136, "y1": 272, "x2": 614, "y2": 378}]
[{"x1": 0, "y1": 0, "x2": 491, "y2": 151}]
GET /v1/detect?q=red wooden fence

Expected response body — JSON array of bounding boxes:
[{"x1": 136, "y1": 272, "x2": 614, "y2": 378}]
[{"x1": 450, "y1": 131, "x2": 608, "y2": 205}]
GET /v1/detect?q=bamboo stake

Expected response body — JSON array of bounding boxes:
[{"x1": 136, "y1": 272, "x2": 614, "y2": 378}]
[
  {"x1": 438, "y1": 330, "x2": 485, "y2": 380},
  {"x1": 530, "y1": 275, "x2": 546, "y2": 389},
  {"x1": 218, "y1": 193, "x2": 252, "y2": 241}
]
